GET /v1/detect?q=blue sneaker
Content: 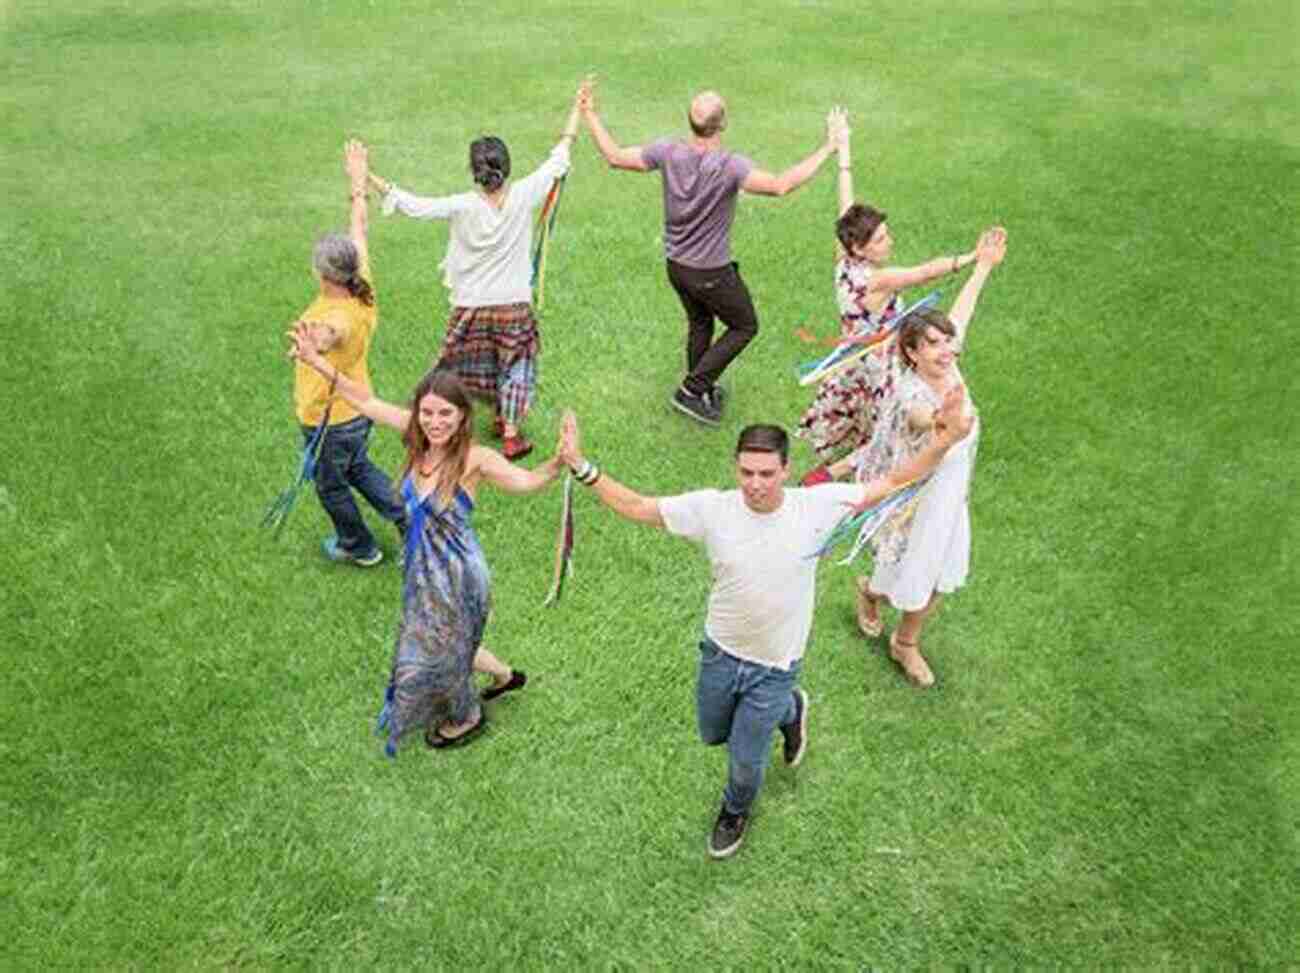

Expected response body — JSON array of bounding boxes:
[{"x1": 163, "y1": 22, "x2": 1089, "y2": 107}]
[{"x1": 322, "y1": 536, "x2": 383, "y2": 567}]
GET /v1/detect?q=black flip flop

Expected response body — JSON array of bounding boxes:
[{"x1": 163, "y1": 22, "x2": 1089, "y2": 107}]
[
  {"x1": 482, "y1": 670, "x2": 527, "y2": 701},
  {"x1": 425, "y1": 712, "x2": 489, "y2": 750}
]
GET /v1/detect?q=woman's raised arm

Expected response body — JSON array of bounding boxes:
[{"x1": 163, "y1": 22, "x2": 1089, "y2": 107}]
[
  {"x1": 344, "y1": 139, "x2": 371, "y2": 270},
  {"x1": 471, "y1": 443, "x2": 565, "y2": 495},
  {"x1": 947, "y1": 226, "x2": 1007, "y2": 345}
]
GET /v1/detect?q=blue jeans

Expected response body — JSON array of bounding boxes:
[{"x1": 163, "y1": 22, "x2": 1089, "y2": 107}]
[
  {"x1": 302, "y1": 416, "x2": 407, "y2": 556},
  {"x1": 696, "y1": 636, "x2": 801, "y2": 816}
]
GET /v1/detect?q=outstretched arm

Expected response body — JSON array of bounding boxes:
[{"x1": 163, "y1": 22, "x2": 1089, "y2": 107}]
[
  {"x1": 472, "y1": 442, "x2": 566, "y2": 495},
  {"x1": 344, "y1": 139, "x2": 371, "y2": 270},
  {"x1": 580, "y1": 78, "x2": 650, "y2": 172},
  {"x1": 559, "y1": 412, "x2": 665, "y2": 527},
  {"x1": 947, "y1": 226, "x2": 1007, "y2": 344},
  {"x1": 851, "y1": 385, "x2": 974, "y2": 509},
  {"x1": 287, "y1": 322, "x2": 410, "y2": 430},
  {"x1": 741, "y1": 106, "x2": 845, "y2": 197},
  {"x1": 867, "y1": 251, "x2": 978, "y2": 295}
]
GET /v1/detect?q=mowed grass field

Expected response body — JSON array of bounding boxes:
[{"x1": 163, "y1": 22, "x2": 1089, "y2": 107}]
[{"x1": 3, "y1": 0, "x2": 1297, "y2": 966}]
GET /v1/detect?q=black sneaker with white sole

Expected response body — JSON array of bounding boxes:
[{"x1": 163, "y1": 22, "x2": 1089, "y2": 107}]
[
  {"x1": 708, "y1": 805, "x2": 748, "y2": 859},
  {"x1": 780, "y1": 688, "x2": 808, "y2": 767},
  {"x1": 671, "y1": 387, "x2": 721, "y2": 426}
]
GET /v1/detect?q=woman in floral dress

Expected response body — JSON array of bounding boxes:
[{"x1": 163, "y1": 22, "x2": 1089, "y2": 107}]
[
  {"x1": 852, "y1": 227, "x2": 1007, "y2": 688},
  {"x1": 290, "y1": 327, "x2": 566, "y2": 754},
  {"x1": 796, "y1": 126, "x2": 985, "y2": 485}
]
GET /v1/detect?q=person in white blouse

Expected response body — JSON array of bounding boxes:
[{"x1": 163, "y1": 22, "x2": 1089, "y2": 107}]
[
  {"x1": 556, "y1": 394, "x2": 973, "y2": 859},
  {"x1": 367, "y1": 88, "x2": 583, "y2": 460}
]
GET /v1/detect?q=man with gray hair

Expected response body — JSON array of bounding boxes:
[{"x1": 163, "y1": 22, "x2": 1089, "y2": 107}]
[
  {"x1": 557, "y1": 386, "x2": 972, "y2": 858},
  {"x1": 580, "y1": 81, "x2": 846, "y2": 425}
]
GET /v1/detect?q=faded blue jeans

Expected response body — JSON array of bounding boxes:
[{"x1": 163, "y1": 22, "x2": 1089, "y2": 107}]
[
  {"x1": 696, "y1": 635, "x2": 801, "y2": 816},
  {"x1": 303, "y1": 416, "x2": 407, "y2": 557}
]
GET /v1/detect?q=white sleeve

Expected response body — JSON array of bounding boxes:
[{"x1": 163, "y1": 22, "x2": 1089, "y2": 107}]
[
  {"x1": 515, "y1": 142, "x2": 572, "y2": 208},
  {"x1": 658, "y1": 490, "x2": 720, "y2": 544},
  {"x1": 381, "y1": 186, "x2": 462, "y2": 221},
  {"x1": 807, "y1": 483, "x2": 863, "y2": 535}
]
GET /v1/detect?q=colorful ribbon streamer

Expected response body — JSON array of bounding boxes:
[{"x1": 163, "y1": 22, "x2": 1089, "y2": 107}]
[
  {"x1": 260, "y1": 402, "x2": 333, "y2": 538},
  {"x1": 531, "y1": 176, "x2": 566, "y2": 310},
  {"x1": 796, "y1": 290, "x2": 941, "y2": 387},
  {"x1": 543, "y1": 473, "x2": 575, "y2": 606},
  {"x1": 808, "y1": 477, "x2": 926, "y2": 564}
]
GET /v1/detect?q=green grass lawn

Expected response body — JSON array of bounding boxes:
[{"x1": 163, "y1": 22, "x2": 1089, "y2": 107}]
[{"x1": 4, "y1": 0, "x2": 1297, "y2": 966}]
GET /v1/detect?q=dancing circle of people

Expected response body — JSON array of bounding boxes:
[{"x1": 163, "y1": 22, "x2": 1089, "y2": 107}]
[{"x1": 284, "y1": 79, "x2": 1007, "y2": 860}]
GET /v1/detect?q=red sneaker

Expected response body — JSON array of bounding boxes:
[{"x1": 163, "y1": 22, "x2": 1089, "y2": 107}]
[
  {"x1": 800, "y1": 465, "x2": 832, "y2": 487},
  {"x1": 502, "y1": 435, "x2": 533, "y2": 461}
]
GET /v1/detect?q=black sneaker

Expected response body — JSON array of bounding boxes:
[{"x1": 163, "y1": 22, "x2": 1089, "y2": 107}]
[
  {"x1": 708, "y1": 805, "x2": 747, "y2": 859},
  {"x1": 780, "y1": 688, "x2": 808, "y2": 767},
  {"x1": 703, "y1": 385, "x2": 727, "y2": 413},
  {"x1": 671, "y1": 387, "x2": 721, "y2": 426}
]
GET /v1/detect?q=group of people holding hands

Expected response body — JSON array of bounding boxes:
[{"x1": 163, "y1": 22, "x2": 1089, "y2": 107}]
[{"x1": 286, "y1": 78, "x2": 1007, "y2": 858}]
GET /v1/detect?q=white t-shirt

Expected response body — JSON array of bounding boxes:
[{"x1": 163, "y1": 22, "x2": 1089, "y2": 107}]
[
  {"x1": 382, "y1": 142, "x2": 570, "y2": 307},
  {"x1": 658, "y1": 484, "x2": 861, "y2": 669}
]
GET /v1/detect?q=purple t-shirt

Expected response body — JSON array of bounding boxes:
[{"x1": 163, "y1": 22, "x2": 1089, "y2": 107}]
[{"x1": 642, "y1": 140, "x2": 754, "y2": 269}]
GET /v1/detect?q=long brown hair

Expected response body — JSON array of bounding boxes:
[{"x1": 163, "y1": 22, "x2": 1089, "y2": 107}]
[{"x1": 401, "y1": 369, "x2": 475, "y2": 505}]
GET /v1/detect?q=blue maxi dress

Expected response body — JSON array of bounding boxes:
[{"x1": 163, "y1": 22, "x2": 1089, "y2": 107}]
[{"x1": 375, "y1": 477, "x2": 491, "y2": 756}]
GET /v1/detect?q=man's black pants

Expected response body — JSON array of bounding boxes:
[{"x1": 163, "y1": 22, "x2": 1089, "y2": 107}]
[{"x1": 666, "y1": 259, "x2": 758, "y2": 396}]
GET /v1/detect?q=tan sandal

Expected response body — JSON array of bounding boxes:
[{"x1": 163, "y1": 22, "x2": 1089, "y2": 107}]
[
  {"x1": 855, "y1": 577, "x2": 883, "y2": 638},
  {"x1": 889, "y1": 630, "x2": 935, "y2": 688}
]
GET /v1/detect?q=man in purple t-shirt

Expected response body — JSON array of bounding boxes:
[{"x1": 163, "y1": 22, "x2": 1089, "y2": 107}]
[{"x1": 581, "y1": 82, "x2": 847, "y2": 425}]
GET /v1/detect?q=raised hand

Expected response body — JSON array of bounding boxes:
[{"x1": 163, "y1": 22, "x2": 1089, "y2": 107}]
[
  {"x1": 577, "y1": 75, "x2": 597, "y2": 114},
  {"x1": 826, "y1": 106, "x2": 849, "y2": 147},
  {"x1": 558, "y1": 410, "x2": 581, "y2": 467},
  {"x1": 344, "y1": 139, "x2": 368, "y2": 192},
  {"x1": 976, "y1": 226, "x2": 1007, "y2": 267},
  {"x1": 287, "y1": 320, "x2": 327, "y2": 370},
  {"x1": 932, "y1": 384, "x2": 974, "y2": 448}
]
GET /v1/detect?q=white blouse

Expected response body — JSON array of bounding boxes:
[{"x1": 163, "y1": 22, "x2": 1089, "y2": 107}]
[{"x1": 382, "y1": 141, "x2": 570, "y2": 308}]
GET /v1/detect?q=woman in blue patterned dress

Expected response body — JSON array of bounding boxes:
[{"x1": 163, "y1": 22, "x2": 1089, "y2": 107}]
[{"x1": 290, "y1": 326, "x2": 565, "y2": 753}]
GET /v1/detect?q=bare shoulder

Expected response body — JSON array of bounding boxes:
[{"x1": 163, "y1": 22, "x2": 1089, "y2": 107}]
[{"x1": 466, "y1": 443, "x2": 498, "y2": 472}]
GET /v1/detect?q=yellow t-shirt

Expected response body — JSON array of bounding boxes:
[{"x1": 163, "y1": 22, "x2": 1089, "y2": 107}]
[{"x1": 293, "y1": 267, "x2": 377, "y2": 426}]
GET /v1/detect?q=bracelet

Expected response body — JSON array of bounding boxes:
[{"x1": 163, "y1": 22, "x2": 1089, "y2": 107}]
[{"x1": 573, "y1": 459, "x2": 601, "y2": 486}]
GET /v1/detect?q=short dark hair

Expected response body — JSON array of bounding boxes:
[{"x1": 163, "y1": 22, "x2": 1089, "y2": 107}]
[
  {"x1": 735, "y1": 424, "x2": 789, "y2": 464},
  {"x1": 470, "y1": 136, "x2": 511, "y2": 192},
  {"x1": 836, "y1": 203, "x2": 887, "y2": 254}
]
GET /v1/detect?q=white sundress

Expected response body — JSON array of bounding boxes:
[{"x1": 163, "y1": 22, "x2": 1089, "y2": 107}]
[{"x1": 861, "y1": 366, "x2": 979, "y2": 613}]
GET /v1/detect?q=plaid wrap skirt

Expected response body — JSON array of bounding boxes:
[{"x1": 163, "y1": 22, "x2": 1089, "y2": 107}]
[{"x1": 437, "y1": 303, "x2": 539, "y2": 424}]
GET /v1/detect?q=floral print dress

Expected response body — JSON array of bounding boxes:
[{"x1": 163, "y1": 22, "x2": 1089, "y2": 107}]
[{"x1": 795, "y1": 258, "x2": 902, "y2": 462}]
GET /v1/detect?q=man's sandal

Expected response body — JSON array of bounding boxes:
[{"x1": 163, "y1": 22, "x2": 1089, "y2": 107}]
[
  {"x1": 855, "y1": 578, "x2": 883, "y2": 638},
  {"x1": 889, "y1": 630, "x2": 935, "y2": 688}
]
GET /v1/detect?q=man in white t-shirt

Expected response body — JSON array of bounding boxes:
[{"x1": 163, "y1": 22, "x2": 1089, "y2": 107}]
[{"x1": 559, "y1": 388, "x2": 971, "y2": 858}]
